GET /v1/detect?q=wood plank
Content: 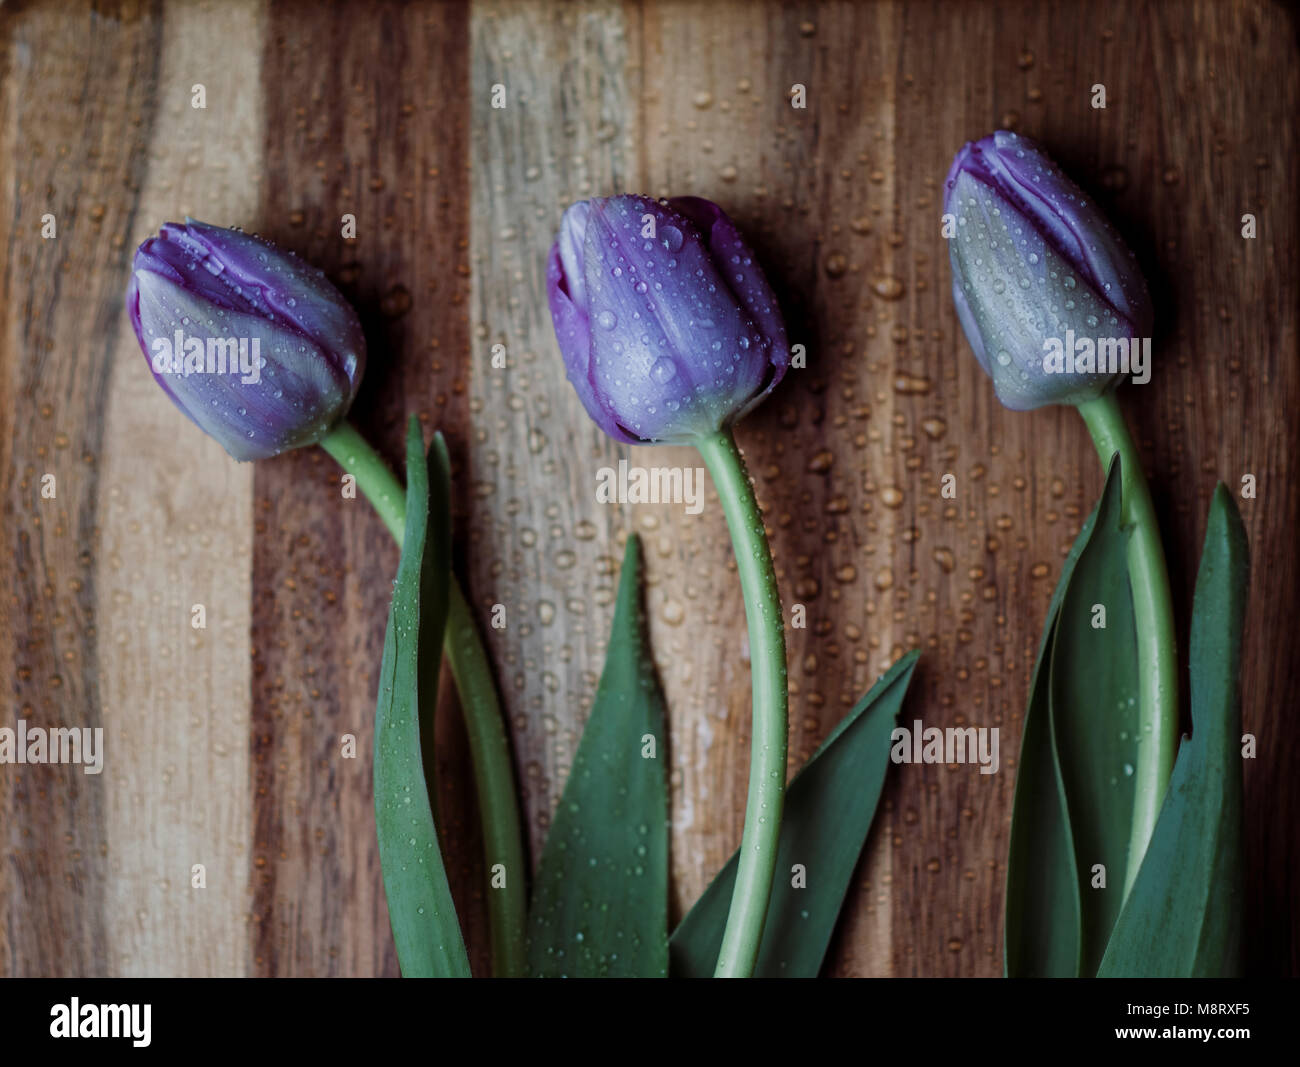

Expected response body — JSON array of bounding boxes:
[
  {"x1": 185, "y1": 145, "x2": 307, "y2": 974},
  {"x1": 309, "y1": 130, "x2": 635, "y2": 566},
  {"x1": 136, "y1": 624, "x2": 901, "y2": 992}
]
[
  {"x1": 467, "y1": 0, "x2": 639, "y2": 890},
  {"x1": 0, "y1": 0, "x2": 269, "y2": 979},
  {"x1": 891, "y1": 0, "x2": 1300, "y2": 976},
  {"x1": 96, "y1": 0, "x2": 265, "y2": 979},
  {"x1": 252, "y1": 0, "x2": 476, "y2": 977},
  {"x1": 0, "y1": 0, "x2": 1295, "y2": 978},
  {"x1": 0, "y1": 0, "x2": 144, "y2": 979},
  {"x1": 636, "y1": 0, "x2": 916, "y2": 975}
]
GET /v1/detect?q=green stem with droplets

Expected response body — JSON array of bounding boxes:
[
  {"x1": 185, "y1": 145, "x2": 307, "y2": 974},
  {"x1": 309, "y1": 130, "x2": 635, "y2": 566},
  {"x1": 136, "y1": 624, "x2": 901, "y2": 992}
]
[
  {"x1": 1075, "y1": 391, "x2": 1178, "y2": 897},
  {"x1": 321, "y1": 419, "x2": 528, "y2": 978},
  {"x1": 695, "y1": 427, "x2": 789, "y2": 978}
]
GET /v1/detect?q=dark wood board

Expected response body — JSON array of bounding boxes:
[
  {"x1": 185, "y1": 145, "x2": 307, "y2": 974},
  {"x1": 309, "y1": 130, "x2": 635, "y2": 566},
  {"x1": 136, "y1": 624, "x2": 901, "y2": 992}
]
[{"x1": 1, "y1": 0, "x2": 1295, "y2": 976}]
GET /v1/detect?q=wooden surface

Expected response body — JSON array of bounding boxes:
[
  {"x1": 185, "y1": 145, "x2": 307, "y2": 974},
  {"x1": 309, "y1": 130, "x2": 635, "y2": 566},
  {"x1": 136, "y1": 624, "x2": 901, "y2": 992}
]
[{"x1": 1, "y1": 0, "x2": 1296, "y2": 977}]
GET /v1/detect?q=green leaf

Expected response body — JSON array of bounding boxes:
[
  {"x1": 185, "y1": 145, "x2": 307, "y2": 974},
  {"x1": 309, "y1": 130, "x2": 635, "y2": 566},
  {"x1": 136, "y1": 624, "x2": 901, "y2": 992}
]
[
  {"x1": 669, "y1": 650, "x2": 921, "y2": 978},
  {"x1": 1097, "y1": 484, "x2": 1248, "y2": 977},
  {"x1": 1047, "y1": 455, "x2": 1141, "y2": 975},
  {"x1": 526, "y1": 534, "x2": 669, "y2": 977},
  {"x1": 1004, "y1": 477, "x2": 1101, "y2": 977},
  {"x1": 373, "y1": 419, "x2": 470, "y2": 977},
  {"x1": 1004, "y1": 458, "x2": 1137, "y2": 976}
]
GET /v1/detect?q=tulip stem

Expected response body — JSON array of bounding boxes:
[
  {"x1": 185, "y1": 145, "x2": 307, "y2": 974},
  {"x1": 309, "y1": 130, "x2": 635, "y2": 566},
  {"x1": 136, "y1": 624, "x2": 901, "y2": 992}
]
[
  {"x1": 321, "y1": 420, "x2": 408, "y2": 543},
  {"x1": 320, "y1": 420, "x2": 529, "y2": 978},
  {"x1": 1075, "y1": 391, "x2": 1178, "y2": 896},
  {"x1": 695, "y1": 428, "x2": 788, "y2": 978}
]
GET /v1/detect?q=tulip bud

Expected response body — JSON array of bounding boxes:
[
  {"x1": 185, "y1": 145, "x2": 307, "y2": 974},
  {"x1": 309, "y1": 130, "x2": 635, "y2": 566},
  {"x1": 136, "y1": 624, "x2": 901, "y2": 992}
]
[
  {"x1": 547, "y1": 195, "x2": 789, "y2": 444},
  {"x1": 126, "y1": 219, "x2": 366, "y2": 460},
  {"x1": 944, "y1": 131, "x2": 1153, "y2": 411}
]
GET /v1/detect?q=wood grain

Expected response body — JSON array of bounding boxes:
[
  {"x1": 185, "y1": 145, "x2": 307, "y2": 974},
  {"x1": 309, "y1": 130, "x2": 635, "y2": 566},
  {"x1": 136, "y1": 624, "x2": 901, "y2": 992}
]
[
  {"x1": 251, "y1": 0, "x2": 476, "y2": 977},
  {"x1": 468, "y1": 0, "x2": 639, "y2": 914},
  {"x1": 1, "y1": 0, "x2": 1296, "y2": 977},
  {"x1": 97, "y1": 0, "x2": 264, "y2": 979}
]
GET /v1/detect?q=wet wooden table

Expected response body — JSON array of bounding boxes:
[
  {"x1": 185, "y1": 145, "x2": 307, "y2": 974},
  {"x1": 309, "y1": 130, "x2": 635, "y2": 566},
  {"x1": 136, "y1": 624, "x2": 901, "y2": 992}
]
[{"x1": 2, "y1": 0, "x2": 1296, "y2": 976}]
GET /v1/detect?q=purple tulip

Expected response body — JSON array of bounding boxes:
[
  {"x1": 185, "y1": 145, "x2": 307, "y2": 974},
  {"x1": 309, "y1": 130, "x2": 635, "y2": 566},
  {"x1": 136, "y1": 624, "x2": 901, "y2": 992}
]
[
  {"x1": 550, "y1": 194, "x2": 796, "y2": 974},
  {"x1": 547, "y1": 195, "x2": 789, "y2": 444},
  {"x1": 945, "y1": 131, "x2": 1153, "y2": 410},
  {"x1": 126, "y1": 220, "x2": 366, "y2": 460}
]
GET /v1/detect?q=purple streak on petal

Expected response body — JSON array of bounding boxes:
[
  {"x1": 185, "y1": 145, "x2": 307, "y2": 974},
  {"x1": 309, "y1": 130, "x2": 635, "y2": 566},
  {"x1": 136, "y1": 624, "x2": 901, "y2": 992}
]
[
  {"x1": 546, "y1": 237, "x2": 637, "y2": 444},
  {"x1": 126, "y1": 269, "x2": 206, "y2": 435},
  {"x1": 580, "y1": 196, "x2": 739, "y2": 441},
  {"x1": 555, "y1": 200, "x2": 592, "y2": 314},
  {"x1": 668, "y1": 195, "x2": 789, "y2": 424},
  {"x1": 668, "y1": 195, "x2": 789, "y2": 370},
  {"x1": 138, "y1": 221, "x2": 365, "y2": 391},
  {"x1": 982, "y1": 134, "x2": 1151, "y2": 334},
  {"x1": 947, "y1": 132, "x2": 1152, "y2": 336},
  {"x1": 946, "y1": 163, "x2": 1138, "y2": 411},
  {"x1": 180, "y1": 220, "x2": 366, "y2": 383}
]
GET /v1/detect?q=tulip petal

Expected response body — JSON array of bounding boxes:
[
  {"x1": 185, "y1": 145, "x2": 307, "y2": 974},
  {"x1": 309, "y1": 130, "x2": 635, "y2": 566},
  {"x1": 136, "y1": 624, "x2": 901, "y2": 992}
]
[
  {"x1": 126, "y1": 219, "x2": 366, "y2": 462},
  {"x1": 973, "y1": 133, "x2": 1152, "y2": 336},
  {"x1": 143, "y1": 221, "x2": 366, "y2": 385},
  {"x1": 950, "y1": 272, "x2": 992, "y2": 380},
  {"x1": 669, "y1": 196, "x2": 789, "y2": 424},
  {"x1": 546, "y1": 238, "x2": 638, "y2": 444},
  {"x1": 134, "y1": 270, "x2": 350, "y2": 460},
  {"x1": 547, "y1": 194, "x2": 790, "y2": 445},
  {"x1": 581, "y1": 198, "x2": 758, "y2": 442},
  {"x1": 126, "y1": 269, "x2": 206, "y2": 435},
  {"x1": 555, "y1": 200, "x2": 592, "y2": 315},
  {"x1": 945, "y1": 133, "x2": 1152, "y2": 412},
  {"x1": 950, "y1": 168, "x2": 1135, "y2": 410}
]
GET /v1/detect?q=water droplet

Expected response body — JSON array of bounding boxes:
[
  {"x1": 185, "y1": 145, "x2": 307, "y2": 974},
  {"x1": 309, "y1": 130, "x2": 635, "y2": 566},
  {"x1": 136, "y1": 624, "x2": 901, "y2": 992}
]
[
  {"x1": 807, "y1": 449, "x2": 834, "y2": 473},
  {"x1": 921, "y1": 417, "x2": 947, "y2": 439},
  {"x1": 1100, "y1": 165, "x2": 1130, "y2": 192},
  {"x1": 893, "y1": 374, "x2": 932, "y2": 395},
  {"x1": 872, "y1": 275, "x2": 905, "y2": 300},
  {"x1": 650, "y1": 356, "x2": 677, "y2": 384},
  {"x1": 380, "y1": 285, "x2": 411, "y2": 318}
]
